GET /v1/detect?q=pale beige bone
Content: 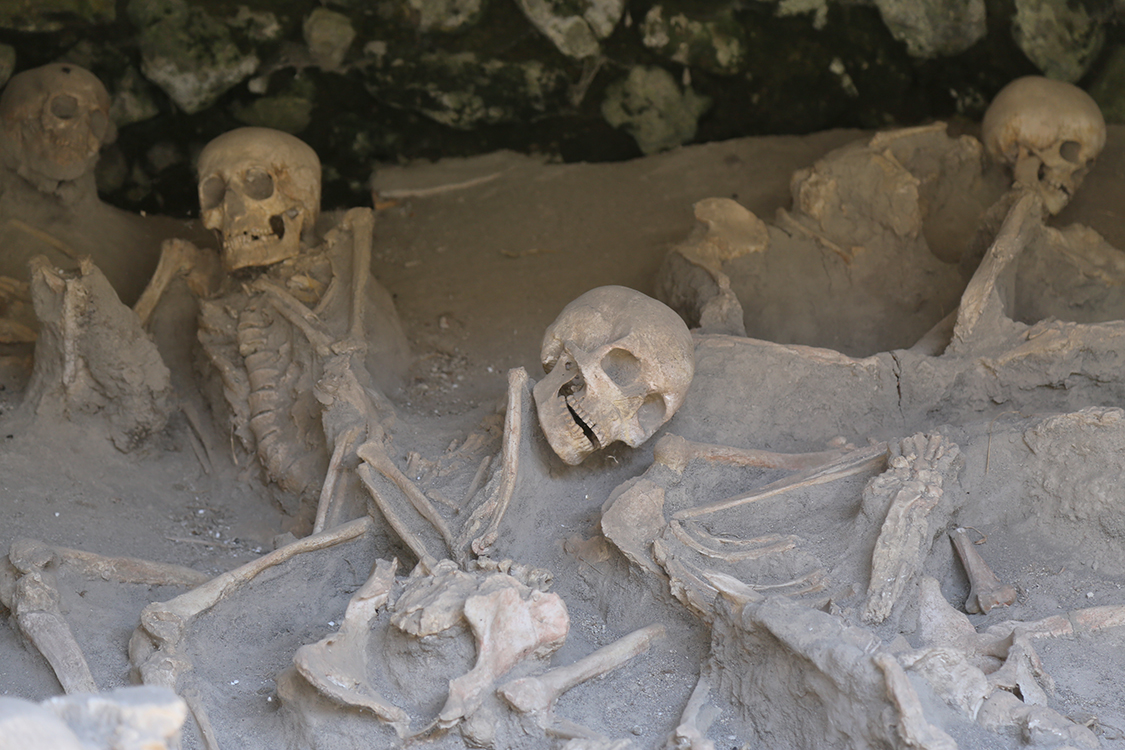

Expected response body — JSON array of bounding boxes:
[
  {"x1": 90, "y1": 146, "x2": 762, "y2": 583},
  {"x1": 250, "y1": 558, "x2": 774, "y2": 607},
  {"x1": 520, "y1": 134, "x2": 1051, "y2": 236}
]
[
  {"x1": 357, "y1": 462, "x2": 441, "y2": 572},
  {"x1": 343, "y1": 207, "x2": 373, "y2": 344},
  {"x1": 863, "y1": 433, "x2": 962, "y2": 625},
  {"x1": 499, "y1": 623, "x2": 665, "y2": 717},
  {"x1": 133, "y1": 239, "x2": 219, "y2": 328},
  {"x1": 8, "y1": 539, "x2": 96, "y2": 695},
  {"x1": 435, "y1": 579, "x2": 569, "y2": 731},
  {"x1": 950, "y1": 527, "x2": 1016, "y2": 614},
  {"x1": 358, "y1": 440, "x2": 454, "y2": 551},
  {"x1": 132, "y1": 517, "x2": 372, "y2": 691},
  {"x1": 313, "y1": 425, "x2": 361, "y2": 534},
  {"x1": 666, "y1": 671, "x2": 718, "y2": 750},
  {"x1": 981, "y1": 76, "x2": 1105, "y2": 215},
  {"x1": 950, "y1": 190, "x2": 1043, "y2": 349},
  {"x1": 292, "y1": 558, "x2": 410, "y2": 733},
  {"x1": 533, "y1": 286, "x2": 695, "y2": 465},
  {"x1": 0, "y1": 273, "x2": 37, "y2": 343},
  {"x1": 197, "y1": 127, "x2": 321, "y2": 271},
  {"x1": 458, "y1": 367, "x2": 528, "y2": 556},
  {"x1": 873, "y1": 652, "x2": 958, "y2": 750},
  {"x1": 653, "y1": 433, "x2": 847, "y2": 474},
  {"x1": 673, "y1": 442, "x2": 887, "y2": 521}
]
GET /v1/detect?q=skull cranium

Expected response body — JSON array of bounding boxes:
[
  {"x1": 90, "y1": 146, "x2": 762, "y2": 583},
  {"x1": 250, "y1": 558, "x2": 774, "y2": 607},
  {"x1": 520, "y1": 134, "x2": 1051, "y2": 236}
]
[
  {"x1": 532, "y1": 286, "x2": 695, "y2": 465},
  {"x1": 0, "y1": 63, "x2": 115, "y2": 190},
  {"x1": 197, "y1": 127, "x2": 321, "y2": 271},
  {"x1": 981, "y1": 76, "x2": 1106, "y2": 215}
]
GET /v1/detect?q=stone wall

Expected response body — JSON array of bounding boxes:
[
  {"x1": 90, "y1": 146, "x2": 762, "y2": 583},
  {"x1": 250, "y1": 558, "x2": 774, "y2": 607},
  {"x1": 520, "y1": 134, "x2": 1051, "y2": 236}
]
[{"x1": 1, "y1": 0, "x2": 1121, "y2": 216}]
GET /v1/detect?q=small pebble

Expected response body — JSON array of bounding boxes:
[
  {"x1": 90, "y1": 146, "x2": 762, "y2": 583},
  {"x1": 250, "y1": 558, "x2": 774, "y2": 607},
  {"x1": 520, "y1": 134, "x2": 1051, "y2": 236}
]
[{"x1": 630, "y1": 726, "x2": 642, "y2": 735}]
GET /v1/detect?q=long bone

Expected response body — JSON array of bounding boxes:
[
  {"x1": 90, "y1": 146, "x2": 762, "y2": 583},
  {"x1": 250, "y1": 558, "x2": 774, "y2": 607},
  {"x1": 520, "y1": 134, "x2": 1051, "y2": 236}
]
[
  {"x1": 456, "y1": 367, "x2": 529, "y2": 557},
  {"x1": 950, "y1": 527, "x2": 1016, "y2": 614},
  {"x1": 498, "y1": 623, "x2": 665, "y2": 719},
  {"x1": 667, "y1": 672, "x2": 719, "y2": 750},
  {"x1": 673, "y1": 442, "x2": 888, "y2": 521},
  {"x1": 8, "y1": 539, "x2": 96, "y2": 695}
]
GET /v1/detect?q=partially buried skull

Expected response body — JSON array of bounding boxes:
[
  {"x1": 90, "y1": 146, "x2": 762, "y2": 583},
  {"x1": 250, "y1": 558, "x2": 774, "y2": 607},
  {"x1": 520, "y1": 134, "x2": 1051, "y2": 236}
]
[
  {"x1": 533, "y1": 286, "x2": 695, "y2": 465},
  {"x1": 0, "y1": 63, "x2": 115, "y2": 191},
  {"x1": 981, "y1": 76, "x2": 1106, "y2": 215},
  {"x1": 197, "y1": 127, "x2": 321, "y2": 271}
]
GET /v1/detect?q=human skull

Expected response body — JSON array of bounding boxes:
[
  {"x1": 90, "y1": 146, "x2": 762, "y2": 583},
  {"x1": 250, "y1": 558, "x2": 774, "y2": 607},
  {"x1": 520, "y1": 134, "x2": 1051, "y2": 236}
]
[
  {"x1": 0, "y1": 63, "x2": 115, "y2": 188},
  {"x1": 197, "y1": 127, "x2": 321, "y2": 271},
  {"x1": 532, "y1": 286, "x2": 695, "y2": 465},
  {"x1": 981, "y1": 76, "x2": 1106, "y2": 215}
]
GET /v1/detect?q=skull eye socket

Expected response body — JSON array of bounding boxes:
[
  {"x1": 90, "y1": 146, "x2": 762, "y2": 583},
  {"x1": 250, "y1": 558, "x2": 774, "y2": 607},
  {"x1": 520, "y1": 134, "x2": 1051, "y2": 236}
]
[
  {"x1": 601, "y1": 348, "x2": 641, "y2": 387},
  {"x1": 49, "y1": 95, "x2": 78, "y2": 119},
  {"x1": 242, "y1": 168, "x2": 275, "y2": 200},
  {"x1": 200, "y1": 175, "x2": 226, "y2": 210},
  {"x1": 1059, "y1": 140, "x2": 1082, "y2": 164}
]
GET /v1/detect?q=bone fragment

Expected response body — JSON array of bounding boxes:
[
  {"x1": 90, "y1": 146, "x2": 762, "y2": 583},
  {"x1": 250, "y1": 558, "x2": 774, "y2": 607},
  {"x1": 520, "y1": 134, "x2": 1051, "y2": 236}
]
[
  {"x1": 653, "y1": 433, "x2": 846, "y2": 474},
  {"x1": 358, "y1": 463, "x2": 440, "y2": 571},
  {"x1": 437, "y1": 580, "x2": 569, "y2": 729},
  {"x1": 313, "y1": 426, "x2": 361, "y2": 534},
  {"x1": 863, "y1": 434, "x2": 961, "y2": 625},
  {"x1": 249, "y1": 277, "x2": 334, "y2": 357},
  {"x1": 463, "y1": 367, "x2": 527, "y2": 555},
  {"x1": 950, "y1": 527, "x2": 1016, "y2": 614},
  {"x1": 358, "y1": 440, "x2": 454, "y2": 550},
  {"x1": 499, "y1": 623, "x2": 664, "y2": 717},
  {"x1": 667, "y1": 672, "x2": 718, "y2": 750},
  {"x1": 181, "y1": 686, "x2": 222, "y2": 750},
  {"x1": 293, "y1": 558, "x2": 410, "y2": 732},
  {"x1": 133, "y1": 239, "x2": 195, "y2": 327},
  {"x1": 674, "y1": 443, "x2": 887, "y2": 521},
  {"x1": 873, "y1": 653, "x2": 958, "y2": 750},
  {"x1": 134, "y1": 518, "x2": 372, "y2": 691},
  {"x1": 951, "y1": 190, "x2": 1042, "y2": 349},
  {"x1": 50, "y1": 545, "x2": 209, "y2": 587}
]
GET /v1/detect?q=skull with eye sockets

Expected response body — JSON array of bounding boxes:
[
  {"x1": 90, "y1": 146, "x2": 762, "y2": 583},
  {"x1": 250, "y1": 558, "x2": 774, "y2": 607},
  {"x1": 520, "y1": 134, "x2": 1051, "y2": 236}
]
[
  {"x1": 0, "y1": 63, "x2": 115, "y2": 192},
  {"x1": 196, "y1": 127, "x2": 321, "y2": 271},
  {"x1": 533, "y1": 286, "x2": 695, "y2": 465}
]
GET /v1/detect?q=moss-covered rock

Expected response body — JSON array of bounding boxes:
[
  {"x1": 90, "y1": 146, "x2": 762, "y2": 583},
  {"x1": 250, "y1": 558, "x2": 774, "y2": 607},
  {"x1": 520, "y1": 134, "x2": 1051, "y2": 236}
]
[
  {"x1": 359, "y1": 48, "x2": 569, "y2": 129},
  {"x1": 128, "y1": 0, "x2": 260, "y2": 114},
  {"x1": 640, "y1": 5, "x2": 746, "y2": 75},
  {"x1": 601, "y1": 65, "x2": 710, "y2": 154},
  {"x1": 0, "y1": 0, "x2": 114, "y2": 32},
  {"x1": 1011, "y1": 0, "x2": 1106, "y2": 82},
  {"x1": 872, "y1": 0, "x2": 985, "y2": 58}
]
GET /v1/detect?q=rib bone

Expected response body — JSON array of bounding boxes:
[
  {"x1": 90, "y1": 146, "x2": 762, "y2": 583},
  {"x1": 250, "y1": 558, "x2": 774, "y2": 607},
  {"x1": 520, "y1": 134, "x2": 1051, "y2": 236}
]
[{"x1": 950, "y1": 528, "x2": 1016, "y2": 614}]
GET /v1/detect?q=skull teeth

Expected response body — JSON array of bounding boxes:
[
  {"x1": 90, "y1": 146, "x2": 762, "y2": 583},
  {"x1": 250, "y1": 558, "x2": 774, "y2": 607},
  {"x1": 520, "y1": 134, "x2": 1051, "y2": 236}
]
[{"x1": 565, "y1": 396, "x2": 606, "y2": 448}]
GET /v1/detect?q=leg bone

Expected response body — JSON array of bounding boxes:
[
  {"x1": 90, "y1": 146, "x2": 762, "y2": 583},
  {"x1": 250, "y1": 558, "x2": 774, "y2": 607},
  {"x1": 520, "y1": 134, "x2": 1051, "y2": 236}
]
[
  {"x1": 950, "y1": 527, "x2": 1016, "y2": 614},
  {"x1": 499, "y1": 623, "x2": 664, "y2": 717}
]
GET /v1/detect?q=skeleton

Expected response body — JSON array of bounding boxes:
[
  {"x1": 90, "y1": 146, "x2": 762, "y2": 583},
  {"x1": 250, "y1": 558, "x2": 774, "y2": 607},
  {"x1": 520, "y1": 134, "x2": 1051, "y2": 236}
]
[{"x1": 135, "y1": 126, "x2": 410, "y2": 525}]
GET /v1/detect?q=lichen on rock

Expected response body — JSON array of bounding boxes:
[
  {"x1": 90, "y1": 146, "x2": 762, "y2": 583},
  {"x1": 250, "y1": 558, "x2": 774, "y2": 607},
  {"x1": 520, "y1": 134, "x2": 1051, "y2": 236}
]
[
  {"x1": 513, "y1": 0, "x2": 626, "y2": 58},
  {"x1": 641, "y1": 5, "x2": 747, "y2": 75},
  {"x1": 873, "y1": 0, "x2": 985, "y2": 59},
  {"x1": 601, "y1": 65, "x2": 710, "y2": 155},
  {"x1": 127, "y1": 0, "x2": 259, "y2": 114},
  {"x1": 1011, "y1": 0, "x2": 1105, "y2": 83}
]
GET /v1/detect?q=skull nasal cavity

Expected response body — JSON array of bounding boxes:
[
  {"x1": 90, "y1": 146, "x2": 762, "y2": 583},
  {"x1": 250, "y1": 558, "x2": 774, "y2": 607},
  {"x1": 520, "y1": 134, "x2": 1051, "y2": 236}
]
[
  {"x1": 244, "y1": 169, "x2": 275, "y2": 200},
  {"x1": 1060, "y1": 140, "x2": 1082, "y2": 164},
  {"x1": 601, "y1": 348, "x2": 642, "y2": 386},
  {"x1": 269, "y1": 214, "x2": 286, "y2": 239},
  {"x1": 50, "y1": 95, "x2": 78, "y2": 119}
]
